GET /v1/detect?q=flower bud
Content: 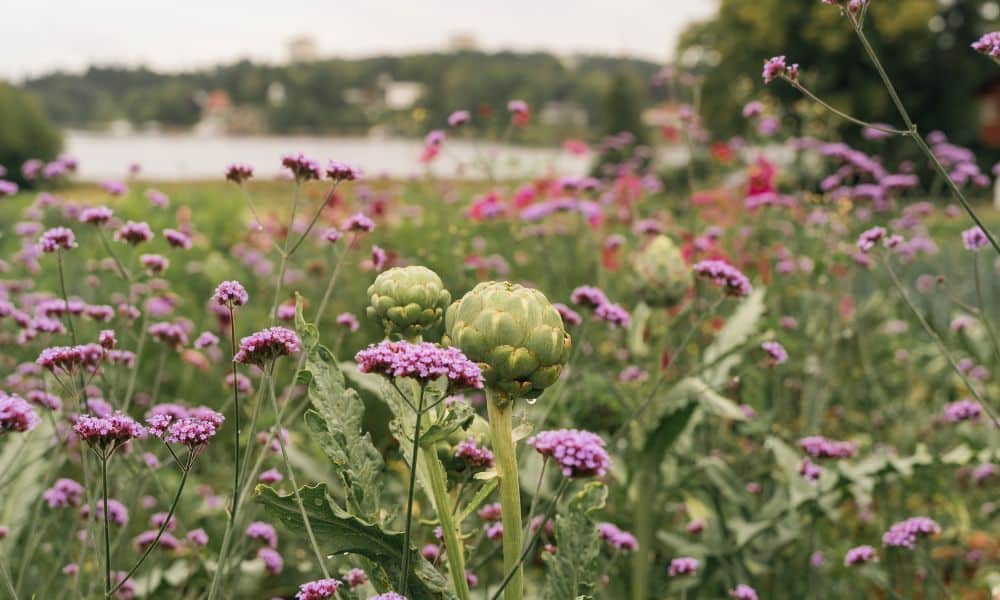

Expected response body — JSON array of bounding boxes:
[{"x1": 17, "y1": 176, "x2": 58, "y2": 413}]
[
  {"x1": 366, "y1": 266, "x2": 452, "y2": 339},
  {"x1": 632, "y1": 235, "x2": 692, "y2": 307},
  {"x1": 445, "y1": 281, "x2": 571, "y2": 402}
]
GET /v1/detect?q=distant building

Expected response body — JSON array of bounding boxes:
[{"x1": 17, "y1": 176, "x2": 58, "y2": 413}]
[
  {"x1": 194, "y1": 89, "x2": 264, "y2": 135},
  {"x1": 383, "y1": 81, "x2": 424, "y2": 110},
  {"x1": 448, "y1": 33, "x2": 479, "y2": 52},
  {"x1": 267, "y1": 82, "x2": 286, "y2": 106},
  {"x1": 288, "y1": 36, "x2": 318, "y2": 63}
]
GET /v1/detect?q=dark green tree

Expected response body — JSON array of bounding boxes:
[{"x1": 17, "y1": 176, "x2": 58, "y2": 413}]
[{"x1": 0, "y1": 83, "x2": 62, "y2": 185}]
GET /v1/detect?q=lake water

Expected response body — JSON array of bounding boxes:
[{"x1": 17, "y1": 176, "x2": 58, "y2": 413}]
[{"x1": 64, "y1": 131, "x2": 596, "y2": 181}]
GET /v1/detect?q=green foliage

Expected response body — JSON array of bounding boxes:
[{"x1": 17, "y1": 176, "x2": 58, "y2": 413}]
[
  {"x1": 256, "y1": 483, "x2": 454, "y2": 600},
  {"x1": 677, "y1": 0, "x2": 996, "y2": 148},
  {"x1": 541, "y1": 482, "x2": 608, "y2": 600},
  {"x1": 295, "y1": 300, "x2": 384, "y2": 522},
  {"x1": 0, "y1": 83, "x2": 61, "y2": 184}
]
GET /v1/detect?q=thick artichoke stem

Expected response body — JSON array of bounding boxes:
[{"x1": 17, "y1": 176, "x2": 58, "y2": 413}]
[
  {"x1": 424, "y1": 452, "x2": 472, "y2": 600},
  {"x1": 486, "y1": 389, "x2": 523, "y2": 600},
  {"x1": 631, "y1": 467, "x2": 655, "y2": 600}
]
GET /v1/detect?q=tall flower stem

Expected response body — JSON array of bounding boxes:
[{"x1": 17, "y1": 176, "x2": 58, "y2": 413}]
[
  {"x1": 878, "y1": 255, "x2": 1000, "y2": 428},
  {"x1": 123, "y1": 311, "x2": 150, "y2": 411},
  {"x1": 399, "y1": 384, "x2": 426, "y2": 594},
  {"x1": 491, "y1": 478, "x2": 570, "y2": 600},
  {"x1": 96, "y1": 228, "x2": 131, "y2": 282},
  {"x1": 485, "y1": 389, "x2": 523, "y2": 600},
  {"x1": 630, "y1": 467, "x2": 655, "y2": 600},
  {"x1": 849, "y1": 14, "x2": 999, "y2": 256},
  {"x1": 99, "y1": 453, "x2": 112, "y2": 596},
  {"x1": 266, "y1": 368, "x2": 330, "y2": 579},
  {"x1": 0, "y1": 555, "x2": 17, "y2": 600},
  {"x1": 108, "y1": 451, "x2": 192, "y2": 596},
  {"x1": 423, "y1": 451, "x2": 472, "y2": 600},
  {"x1": 228, "y1": 308, "x2": 242, "y2": 516},
  {"x1": 55, "y1": 249, "x2": 77, "y2": 344},
  {"x1": 972, "y1": 253, "x2": 1000, "y2": 366}
]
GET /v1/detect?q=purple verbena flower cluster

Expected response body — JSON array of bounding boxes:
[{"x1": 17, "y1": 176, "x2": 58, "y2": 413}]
[
  {"x1": 693, "y1": 260, "x2": 753, "y2": 297},
  {"x1": 528, "y1": 429, "x2": 610, "y2": 478},
  {"x1": 355, "y1": 341, "x2": 484, "y2": 388},
  {"x1": 598, "y1": 522, "x2": 638, "y2": 552},
  {"x1": 0, "y1": 392, "x2": 40, "y2": 433},
  {"x1": 882, "y1": 517, "x2": 940, "y2": 548},
  {"x1": 454, "y1": 438, "x2": 495, "y2": 468},
  {"x1": 234, "y1": 327, "x2": 301, "y2": 366},
  {"x1": 295, "y1": 578, "x2": 342, "y2": 599},
  {"x1": 798, "y1": 436, "x2": 857, "y2": 459}
]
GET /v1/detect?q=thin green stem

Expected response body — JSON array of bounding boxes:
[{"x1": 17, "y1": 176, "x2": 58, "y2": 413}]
[
  {"x1": 123, "y1": 310, "x2": 150, "y2": 412},
  {"x1": 784, "y1": 77, "x2": 908, "y2": 135},
  {"x1": 286, "y1": 184, "x2": 338, "y2": 257},
  {"x1": 96, "y1": 227, "x2": 132, "y2": 281},
  {"x1": 267, "y1": 368, "x2": 330, "y2": 578},
  {"x1": 108, "y1": 452, "x2": 192, "y2": 596},
  {"x1": 490, "y1": 479, "x2": 570, "y2": 600},
  {"x1": 879, "y1": 255, "x2": 1000, "y2": 428},
  {"x1": 150, "y1": 346, "x2": 168, "y2": 404},
  {"x1": 423, "y1": 451, "x2": 472, "y2": 600},
  {"x1": 486, "y1": 390, "x2": 523, "y2": 600},
  {"x1": 0, "y1": 554, "x2": 17, "y2": 600},
  {"x1": 521, "y1": 458, "x2": 547, "y2": 541},
  {"x1": 56, "y1": 249, "x2": 78, "y2": 345},
  {"x1": 400, "y1": 384, "x2": 426, "y2": 594},
  {"x1": 229, "y1": 308, "x2": 242, "y2": 516},
  {"x1": 972, "y1": 253, "x2": 1000, "y2": 366},
  {"x1": 100, "y1": 454, "x2": 112, "y2": 596}
]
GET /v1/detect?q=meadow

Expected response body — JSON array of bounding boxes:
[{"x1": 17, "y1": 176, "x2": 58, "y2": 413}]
[{"x1": 1, "y1": 10, "x2": 999, "y2": 600}]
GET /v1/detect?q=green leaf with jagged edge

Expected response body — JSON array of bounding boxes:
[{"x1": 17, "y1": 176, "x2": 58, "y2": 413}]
[
  {"x1": 541, "y1": 482, "x2": 608, "y2": 600},
  {"x1": 295, "y1": 297, "x2": 384, "y2": 522},
  {"x1": 633, "y1": 377, "x2": 743, "y2": 454},
  {"x1": 256, "y1": 484, "x2": 454, "y2": 600},
  {"x1": 701, "y1": 286, "x2": 765, "y2": 387}
]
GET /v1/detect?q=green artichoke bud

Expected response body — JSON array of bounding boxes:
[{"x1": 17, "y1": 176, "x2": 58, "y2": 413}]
[
  {"x1": 445, "y1": 281, "x2": 571, "y2": 402},
  {"x1": 632, "y1": 235, "x2": 692, "y2": 307},
  {"x1": 366, "y1": 266, "x2": 452, "y2": 339}
]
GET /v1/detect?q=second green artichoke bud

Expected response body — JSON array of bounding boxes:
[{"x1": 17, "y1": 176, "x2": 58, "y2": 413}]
[
  {"x1": 366, "y1": 266, "x2": 452, "y2": 339},
  {"x1": 632, "y1": 234, "x2": 692, "y2": 307},
  {"x1": 445, "y1": 281, "x2": 571, "y2": 402}
]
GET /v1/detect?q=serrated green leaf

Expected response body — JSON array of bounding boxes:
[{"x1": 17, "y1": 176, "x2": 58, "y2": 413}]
[
  {"x1": 456, "y1": 479, "x2": 498, "y2": 525},
  {"x1": 541, "y1": 482, "x2": 608, "y2": 600},
  {"x1": 296, "y1": 309, "x2": 383, "y2": 521},
  {"x1": 421, "y1": 401, "x2": 475, "y2": 447},
  {"x1": 702, "y1": 287, "x2": 765, "y2": 387},
  {"x1": 256, "y1": 484, "x2": 454, "y2": 600},
  {"x1": 627, "y1": 301, "x2": 652, "y2": 358}
]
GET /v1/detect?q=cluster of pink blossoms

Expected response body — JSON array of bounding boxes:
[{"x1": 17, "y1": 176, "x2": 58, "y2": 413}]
[
  {"x1": 146, "y1": 405, "x2": 224, "y2": 447},
  {"x1": 234, "y1": 327, "x2": 302, "y2": 366},
  {"x1": 355, "y1": 341, "x2": 484, "y2": 389},
  {"x1": 212, "y1": 280, "x2": 249, "y2": 307},
  {"x1": 36, "y1": 343, "x2": 105, "y2": 373},
  {"x1": 882, "y1": 517, "x2": 940, "y2": 548},
  {"x1": 0, "y1": 392, "x2": 40, "y2": 433},
  {"x1": 762, "y1": 55, "x2": 799, "y2": 84},
  {"x1": 282, "y1": 153, "x2": 322, "y2": 181},
  {"x1": 943, "y1": 399, "x2": 982, "y2": 423},
  {"x1": 38, "y1": 227, "x2": 77, "y2": 253},
  {"x1": 114, "y1": 221, "x2": 154, "y2": 245},
  {"x1": 570, "y1": 286, "x2": 631, "y2": 327},
  {"x1": 692, "y1": 260, "x2": 752, "y2": 297},
  {"x1": 454, "y1": 438, "x2": 495, "y2": 468},
  {"x1": 73, "y1": 412, "x2": 147, "y2": 449},
  {"x1": 597, "y1": 522, "x2": 638, "y2": 551},
  {"x1": 43, "y1": 478, "x2": 84, "y2": 508},
  {"x1": 667, "y1": 556, "x2": 699, "y2": 577},
  {"x1": 295, "y1": 578, "x2": 342, "y2": 600},
  {"x1": 843, "y1": 545, "x2": 877, "y2": 566},
  {"x1": 528, "y1": 429, "x2": 611, "y2": 478},
  {"x1": 798, "y1": 435, "x2": 857, "y2": 459}
]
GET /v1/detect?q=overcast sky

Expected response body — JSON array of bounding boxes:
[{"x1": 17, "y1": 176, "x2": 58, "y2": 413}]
[{"x1": 3, "y1": 1, "x2": 718, "y2": 80}]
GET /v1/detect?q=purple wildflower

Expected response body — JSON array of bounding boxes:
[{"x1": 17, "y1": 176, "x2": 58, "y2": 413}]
[
  {"x1": 668, "y1": 556, "x2": 699, "y2": 577},
  {"x1": 762, "y1": 55, "x2": 798, "y2": 83},
  {"x1": 856, "y1": 226, "x2": 886, "y2": 253},
  {"x1": 73, "y1": 412, "x2": 146, "y2": 450},
  {"x1": 693, "y1": 260, "x2": 752, "y2": 297},
  {"x1": 147, "y1": 406, "x2": 224, "y2": 447},
  {"x1": 322, "y1": 228, "x2": 342, "y2": 243},
  {"x1": 43, "y1": 478, "x2": 85, "y2": 508},
  {"x1": 36, "y1": 344, "x2": 105, "y2": 373},
  {"x1": 295, "y1": 578, "x2": 342, "y2": 599},
  {"x1": 81, "y1": 499, "x2": 129, "y2": 526},
  {"x1": 553, "y1": 303, "x2": 582, "y2": 327},
  {"x1": 528, "y1": 429, "x2": 610, "y2": 478},
  {"x1": 326, "y1": 161, "x2": 361, "y2": 182},
  {"x1": 163, "y1": 228, "x2": 192, "y2": 249},
  {"x1": 943, "y1": 399, "x2": 982, "y2": 423},
  {"x1": 761, "y1": 341, "x2": 788, "y2": 365},
  {"x1": 598, "y1": 522, "x2": 638, "y2": 552},
  {"x1": 259, "y1": 468, "x2": 283, "y2": 484},
  {"x1": 454, "y1": 438, "x2": 495, "y2": 468},
  {"x1": 355, "y1": 341, "x2": 484, "y2": 389},
  {"x1": 336, "y1": 312, "x2": 359, "y2": 331},
  {"x1": 882, "y1": 517, "x2": 941, "y2": 548},
  {"x1": 0, "y1": 180, "x2": 18, "y2": 196},
  {"x1": 186, "y1": 528, "x2": 208, "y2": 547},
  {"x1": 79, "y1": 206, "x2": 113, "y2": 225},
  {"x1": 448, "y1": 110, "x2": 470, "y2": 127},
  {"x1": 234, "y1": 327, "x2": 301, "y2": 366},
  {"x1": 961, "y1": 226, "x2": 989, "y2": 251},
  {"x1": 245, "y1": 521, "x2": 278, "y2": 548},
  {"x1": 799, "y1": 458, "x2": 823, "y2": 482},
  {"x1": 282, "y1": 153, "x2": 322, "y2": 181},
  {"x1": 0, "y1": 393, "x2": 40, "y2": 433},
  {"x1": 212, "y1": 280, "x2": 249, "y2": 308},
  {"x1": 730, "y1": 584, "x2": 759, "y2": 600},
  {"x1": 342, "y1": 213, "x2": 375, "y2": 233},
  {"x1": 343, "y1": 568, "x2": 368, "y2": 589},
  {"x1": 844, "y1": 545, "x2": 878, "y2": 566},
  {"x1": 594, "y1": 302, "x2": 630, "y2": 328},
  {"x1": 971, "y1": 31, "x2": 1000, "y2": 58},
  {"x1": 114, "y1": 221, "x2": 154, "y2": 245},
  {"x1": 148, "y1": 321, "x2": 189, "y2": 348},
  {"x1": 570, "y1": 286, "x2": 608, "y2": 309},
  {"x1": 140, "y1": 254, "x2": 169, "y2": 274},
  {"x1": 38, "y1": 227, "x2": 77, "y2": 253},
  {"x1": 225, "y1": 163, "x2": 254, "y2": 184},
  {"x1": 258, "y1": 547, "x2": 284, "y2": 575},
  {"x1": 799, "y1": 436, "x2": 857, "y2": 459}
]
